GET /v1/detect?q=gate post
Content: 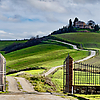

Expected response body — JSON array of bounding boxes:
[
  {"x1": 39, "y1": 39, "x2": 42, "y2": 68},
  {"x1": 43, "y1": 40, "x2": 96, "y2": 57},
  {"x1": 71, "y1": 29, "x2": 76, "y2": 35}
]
[
  {"x1": 0, "y1": 53, "x2": 6, "y2": 92},
  {"x1": 63, "y1": 54, "x2": 73, "y2": 93}
]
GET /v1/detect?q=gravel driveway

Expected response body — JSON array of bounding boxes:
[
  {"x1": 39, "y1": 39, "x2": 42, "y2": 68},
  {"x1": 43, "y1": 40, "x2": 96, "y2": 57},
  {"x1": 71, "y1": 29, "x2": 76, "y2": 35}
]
[{"x1": 0, "y1": 94, "x2": 77, "y2": 100}]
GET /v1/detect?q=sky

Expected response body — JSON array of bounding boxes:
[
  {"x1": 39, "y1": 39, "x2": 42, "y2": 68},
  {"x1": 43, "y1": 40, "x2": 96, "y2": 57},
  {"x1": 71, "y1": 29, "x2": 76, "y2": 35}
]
[{"x1": 0, "y1": 0, "x2": 100, "y2": 40}]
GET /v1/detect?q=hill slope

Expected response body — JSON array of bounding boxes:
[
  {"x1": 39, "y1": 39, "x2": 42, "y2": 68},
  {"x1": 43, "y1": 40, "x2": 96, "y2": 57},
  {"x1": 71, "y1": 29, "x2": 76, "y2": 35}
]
[
  {"x1": 53, "y1": 32, "x2": 100, "y2": 48},
  {"x1": 3, "y1": 43, "x2": 88, "y2": 73}
]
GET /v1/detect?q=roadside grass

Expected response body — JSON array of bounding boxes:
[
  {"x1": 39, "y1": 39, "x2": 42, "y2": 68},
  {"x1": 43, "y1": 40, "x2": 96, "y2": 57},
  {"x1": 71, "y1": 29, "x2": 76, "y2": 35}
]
[
  {"x1": 19, "y1": 74, "x2": 57, "y2": 92},
  {"x1": 0, "y1": 40, "x2": 27, "y2": 50},
  {"x1": 53, "y1": 32, "x2": 100, "y2": 48},
  {"x1": 7, "y1": 69, "x2": 45, "y2": 76},
  {"x1": 14, "y1": 78, "x2": 23, "y2": 91},
  {"x1": 3, "y1": 44, "x2": 89, "y2": 73},
  {"x1": 49, "y1": 69, "x2": 63, "y2": 92},
  {"x1": 75, "y1": 94, "x2": 100, "y2": 100}
]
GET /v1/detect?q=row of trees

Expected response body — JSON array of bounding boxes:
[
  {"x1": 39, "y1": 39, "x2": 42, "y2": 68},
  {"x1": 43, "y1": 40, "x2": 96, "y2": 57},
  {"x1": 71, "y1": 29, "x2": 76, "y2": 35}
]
[
  {"x1": 51, "y1": 17, "x2": 100, "y2": 35},
  {"x1": 51, "y1": 18, "x2": 77, "y2": 35}
]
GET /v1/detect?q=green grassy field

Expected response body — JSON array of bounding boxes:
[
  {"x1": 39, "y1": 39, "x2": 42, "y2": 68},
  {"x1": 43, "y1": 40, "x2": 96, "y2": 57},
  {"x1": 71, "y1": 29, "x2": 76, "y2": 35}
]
[
  {"x1": 50, "y1": 69, "x2": 63, "y2": 92},
  {"x1": 3, "y1": 43, "x2": 88, "y2": 73},
  {"x1": 7, "y1": 69, "x2": 45, "y2": 76},
  {"x1": 53, "y1": 32, "x2": 100, "y2": 48},
  {"x1": 52, "y1": 32, "x2": 100, "y2": 66},
  {"x1": 0, "y1": 40, "x2": 27, "y2": 50}
]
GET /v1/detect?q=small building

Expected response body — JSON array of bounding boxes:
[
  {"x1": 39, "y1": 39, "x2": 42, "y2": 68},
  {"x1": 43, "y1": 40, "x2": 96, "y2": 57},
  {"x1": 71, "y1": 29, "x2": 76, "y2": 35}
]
[
  {"x1": 75, "y1": 21, "x2": 86, "y2": 28},
  {"x1": 74, "y1": 20, "x2": 96, "y2": 29},
  {"x1": 87, "y1": 20, "x2": 95, "y2": 29}
]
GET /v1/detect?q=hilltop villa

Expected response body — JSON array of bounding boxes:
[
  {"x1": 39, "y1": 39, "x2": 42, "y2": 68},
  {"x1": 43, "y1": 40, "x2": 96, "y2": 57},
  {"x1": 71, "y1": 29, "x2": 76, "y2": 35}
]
[{"x1": 74, "y1": 20, "x2": 95, "y2": 29}]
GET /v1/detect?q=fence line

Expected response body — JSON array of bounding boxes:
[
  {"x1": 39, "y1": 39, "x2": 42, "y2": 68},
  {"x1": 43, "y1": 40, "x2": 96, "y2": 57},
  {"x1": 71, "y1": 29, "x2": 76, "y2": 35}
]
[{"x1": 73, "y1": 62, "x2": 100, "y2": 86}]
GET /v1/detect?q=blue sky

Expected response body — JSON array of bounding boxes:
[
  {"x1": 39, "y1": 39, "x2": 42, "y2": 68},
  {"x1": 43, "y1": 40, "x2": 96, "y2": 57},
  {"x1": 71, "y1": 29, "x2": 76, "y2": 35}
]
[{"x1": 0, "y1": 0, "x2": 100, "y2": 39}]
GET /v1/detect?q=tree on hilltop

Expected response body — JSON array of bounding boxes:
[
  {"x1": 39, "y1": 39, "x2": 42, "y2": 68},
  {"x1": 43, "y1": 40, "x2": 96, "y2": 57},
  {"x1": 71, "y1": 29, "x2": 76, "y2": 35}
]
[
  {"x1": 73, "y1": 17, "x2": 79, "y2": 26},
  {"x1": 94, "y1": 24, "x2": 99, "y2": 31},
  {"x1": 68, "y1": 19, "x2": 74, "y2": 32}
]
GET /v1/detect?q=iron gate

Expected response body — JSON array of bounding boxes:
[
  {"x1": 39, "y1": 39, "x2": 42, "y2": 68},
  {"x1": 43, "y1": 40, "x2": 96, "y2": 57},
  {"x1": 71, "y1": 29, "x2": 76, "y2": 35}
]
[
  {"x1": 63, "y1": 55, "x2": 100, "y2": 94},
  {"x1": 73, "y1": 62, "x2": 100, "y2": 94}
]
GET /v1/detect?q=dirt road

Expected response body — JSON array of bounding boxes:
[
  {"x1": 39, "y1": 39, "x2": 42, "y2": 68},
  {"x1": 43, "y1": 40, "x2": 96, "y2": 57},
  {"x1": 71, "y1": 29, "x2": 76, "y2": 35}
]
[
  {"x1": 7, "y1": 76, "x2": 20, "y2": 92},
  {"x1": 7, "y1": 76, "x2": 35, "y2": 92},
  {"x1": 15, "y1": 77, "x2": 34, "y2": 92}
]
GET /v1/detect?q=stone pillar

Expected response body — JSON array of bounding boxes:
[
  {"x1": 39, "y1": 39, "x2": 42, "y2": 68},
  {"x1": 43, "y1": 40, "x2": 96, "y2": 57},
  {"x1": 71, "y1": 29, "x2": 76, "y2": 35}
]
[
  {"x1": 65, "y1": 55, "x2": 73, "y2": 93},
  {"x1": 0, "y1": 54, "x2": 5, "y2": 91}
]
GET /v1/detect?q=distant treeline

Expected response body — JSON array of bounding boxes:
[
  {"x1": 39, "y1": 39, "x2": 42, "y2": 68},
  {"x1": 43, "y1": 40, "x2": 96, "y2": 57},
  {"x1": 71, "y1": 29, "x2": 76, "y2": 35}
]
[{"x1": 2, "y1": 36, "x2": 50, "y2": 53}]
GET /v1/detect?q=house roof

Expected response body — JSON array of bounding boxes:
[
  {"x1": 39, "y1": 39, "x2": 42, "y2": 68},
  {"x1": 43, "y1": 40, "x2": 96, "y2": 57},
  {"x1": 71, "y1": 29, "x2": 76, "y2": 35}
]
[{"x1": 75, "y1": 21, "x2": 85, "y2": 24}]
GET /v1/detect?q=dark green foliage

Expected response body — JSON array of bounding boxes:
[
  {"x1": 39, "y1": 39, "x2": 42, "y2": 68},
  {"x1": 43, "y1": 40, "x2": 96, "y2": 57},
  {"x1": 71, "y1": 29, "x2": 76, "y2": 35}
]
[
  {"x1": 2, "y1": 36, "x2": 49, "y2": 53},
  {"x1": 68, "y1": 19, "x2": 75, "y2": 32},
  {"x1": 68, "y1": 19, "x2": 72, "y2": 28},
  {"x1": 94, "y1": 24, "x2": 99, "y2": 32},
  {"x1": 73, "y1": 17, "x2": 79, "y2": 26}
]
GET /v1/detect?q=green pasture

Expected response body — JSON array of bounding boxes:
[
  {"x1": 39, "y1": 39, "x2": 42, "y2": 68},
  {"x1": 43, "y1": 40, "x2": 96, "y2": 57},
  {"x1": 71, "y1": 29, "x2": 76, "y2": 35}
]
[
  {"x1": 7, "y1": 69, "x2": 45, "y2": 76},
  {"x1": 3, "y1": 44, "x2": 88, "y2": 73},
  {"x1": 53, "y1": 32, "x2": 100, "y2": 48},
  {"x1": 0, "y1": 40, "x2": 27, "y2": 50}
]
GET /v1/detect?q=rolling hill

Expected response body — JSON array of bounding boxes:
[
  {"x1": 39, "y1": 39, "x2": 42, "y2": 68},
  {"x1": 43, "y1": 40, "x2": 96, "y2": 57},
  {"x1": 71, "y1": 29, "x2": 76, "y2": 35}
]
[{"x1": 53, "y1": 32, "x2": 100, "y2": 48}]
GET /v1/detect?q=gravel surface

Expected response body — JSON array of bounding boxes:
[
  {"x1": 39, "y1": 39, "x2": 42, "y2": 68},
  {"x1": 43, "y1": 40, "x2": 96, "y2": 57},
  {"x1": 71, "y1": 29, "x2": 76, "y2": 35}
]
[
  {"x1": 15, "y1": 77, "x2": 34, "y2": 92},
  {"x1": 0, "y1": 94, "x2": 76, "y2": 100},
  {"x1": 7, "y1": 76, "x2": 20, "y2": 92}
]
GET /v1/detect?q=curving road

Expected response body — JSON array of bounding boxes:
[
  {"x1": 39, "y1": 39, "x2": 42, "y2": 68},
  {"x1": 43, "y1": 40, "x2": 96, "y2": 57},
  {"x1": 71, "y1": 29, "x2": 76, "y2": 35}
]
[
  {"x1": 7, "y1": 76, "x2": 35, "y2": 93},
  {"x1": 42, "y1": 40, "x2": 96, "y2": 77}
]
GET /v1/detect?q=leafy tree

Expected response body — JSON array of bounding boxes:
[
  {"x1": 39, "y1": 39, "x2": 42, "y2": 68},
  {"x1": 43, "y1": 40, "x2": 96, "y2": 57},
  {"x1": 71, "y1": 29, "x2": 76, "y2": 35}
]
[
  {"x1": 94, "y1": 24, "x2": 99, "y2": 31},
  {"x1": 73, "y1": 17, "x2": 78, "y2": 26},
  {"x1": 68, "y1": 19, "x2": 74, "y2": 32},
  {"x1": 68, "y1": 19, "x2": 72, "y2": 28}
]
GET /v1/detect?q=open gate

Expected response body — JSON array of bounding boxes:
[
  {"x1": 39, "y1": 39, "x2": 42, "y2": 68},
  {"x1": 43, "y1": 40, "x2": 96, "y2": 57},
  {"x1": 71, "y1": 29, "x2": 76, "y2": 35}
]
[{"x1": 63, "y1": 54, "x2": 100, "y2": 94}]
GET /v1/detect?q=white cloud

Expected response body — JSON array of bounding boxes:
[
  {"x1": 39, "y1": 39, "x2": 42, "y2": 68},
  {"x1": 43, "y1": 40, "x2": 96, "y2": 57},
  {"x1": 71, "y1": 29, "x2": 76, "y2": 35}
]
[
  {"x1": 0, "y1": 30, "x2": 6, "y2": 34},
  {"x1": 0, "y1": 0, "x2": 100, "y2": 39}
]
